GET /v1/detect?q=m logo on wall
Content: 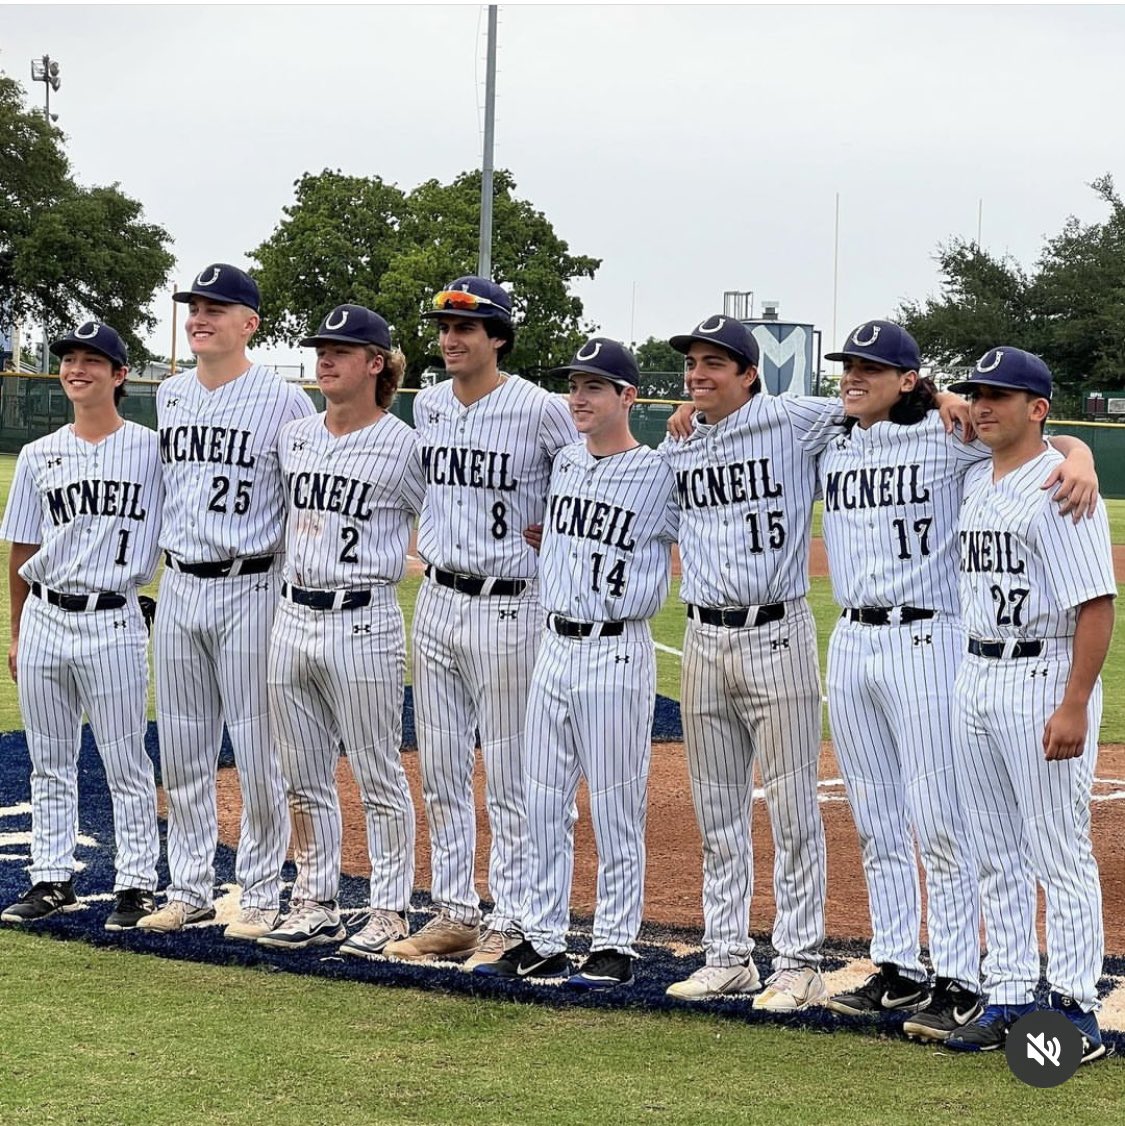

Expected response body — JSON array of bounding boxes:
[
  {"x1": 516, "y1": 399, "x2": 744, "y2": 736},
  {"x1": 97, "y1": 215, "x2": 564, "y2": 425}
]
[{"x1": 748, "y1": 321, "x2": 815, "y2": 395}]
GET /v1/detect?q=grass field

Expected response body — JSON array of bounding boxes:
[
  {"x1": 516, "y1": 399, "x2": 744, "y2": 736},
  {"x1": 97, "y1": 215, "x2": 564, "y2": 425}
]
[{"x1": 0, "y1": 453, "x2": 1122, "y2": 1121}]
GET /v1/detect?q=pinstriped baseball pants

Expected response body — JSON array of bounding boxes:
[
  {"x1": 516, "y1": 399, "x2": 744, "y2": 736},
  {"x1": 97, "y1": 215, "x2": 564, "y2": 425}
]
[
  {"x1": 412, "y1": 578, "x2": 541, "y2": 930},
  {"x1": 681, "y1": 598, "x2": 826, "y2": 971},
  {"x1": 267, "y1": 590, "x2": 415, "y2": 911},
  {"x1": 828, "y1": 615, "x2": 980, "y2": 990},
  {"x1": 17, "y1": 594, "x2": 158, "y2": 891},
  {"x1": 954, "y1": 653, "x2": 1103, "y2": 1010}
]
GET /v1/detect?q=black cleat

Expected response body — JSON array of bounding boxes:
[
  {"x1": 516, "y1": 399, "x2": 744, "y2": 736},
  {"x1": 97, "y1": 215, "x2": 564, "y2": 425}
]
[
  {"x1": 902, "y1": 978, "x2": 984, "y2": 1041},
  {"x1": 946, "y1": 1003, "x2": 1035, "y2": 1052},
  {"x1": 473, "y1": 939, "x2": 573, "y2": 981},
  {"x1": 827, "y1": 963, "x2": 929, "y2": 1016},
  {"x1": 105, "y1": 888, "x2": 157, "y2": 931},
  {"x1": 1, "y1": 880, "x2": 79, "y2": 923},
  {"x1": 567, "y1": 949, "x2": 635, "y2": 991}
]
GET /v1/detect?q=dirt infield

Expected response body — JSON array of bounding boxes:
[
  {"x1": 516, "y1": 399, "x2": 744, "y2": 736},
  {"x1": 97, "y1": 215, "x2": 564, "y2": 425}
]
[{"x1": 212, "y1": 740, "x2": 1125, "y2": 954}]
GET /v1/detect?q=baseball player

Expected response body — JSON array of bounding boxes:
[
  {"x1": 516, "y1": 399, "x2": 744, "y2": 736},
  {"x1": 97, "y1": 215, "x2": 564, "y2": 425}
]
[
  {"x1": 659, "y1": 315, "x2": 845, "y2": 1010},
  {"x1": 0, "y1": 322, "x2": 163, "y2": 931},
  {"x1": 811, "y1": 323, "x2": 1099, "y2": 1039},
  {"x1": 383, "y1": 276, "x2": 578, "y2": 966},
  {"x1": 139, "y1": 263, "x2": 315, "y2": 939},
  {"x1": 475, "y1": 338, "x2": 678, "y2": 988},
  {"x1": 946, "y1": 348, "x2": 1114, "y2": 1062},
  {"x1": 257, "y1": 304, "x2": 425, "y2": 954}
]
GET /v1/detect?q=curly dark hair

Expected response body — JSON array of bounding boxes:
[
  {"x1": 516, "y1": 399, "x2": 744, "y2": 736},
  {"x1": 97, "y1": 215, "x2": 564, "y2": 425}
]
[{"x1": 843, "y1": 375, "x2": 938, "y2": 432}]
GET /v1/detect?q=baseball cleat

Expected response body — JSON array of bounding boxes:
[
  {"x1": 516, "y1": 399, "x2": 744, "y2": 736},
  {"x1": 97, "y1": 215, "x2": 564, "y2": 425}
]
[
  {"x1": 666, "y1": 960, "x2": 761, "y2": 1001},
  {"x1": 1048, "y1": 992, "x2": 1108, "y2": 1064},
  {"x1": 902, "y1": 978, "x2": 984, "y2": 1041},
  {"x1": 946, "y1": 1003, "x2": 1036, "y2": 1052},
  {"x1": 225, "y1": 906, "x2": 281, "y2": 941},
  {"x1": 567, "y1": 949, "x2": 634, "y2": 991},
  {"x1": 474, "y1": 939, "x2": 572, "y2": 981},
  {"x1": 339, "y1": 909, "x2": 409, "y2": 960},
  {"x1": 137, "y1": 899, "x2": 217, "y2": 933},
  {"x1": 753, "y1": 966, "x2": 828, "y2": 1012},
  {"x1": 464, "y1": 924, "x2": 524, "y2": 970},
  {"x1": 383, "y1": 910, "x2": 479, "y2": 961},
  {"x1": 1, "y1": 880, "x2": 80, "y2": 923},
  {"x1": 826, "y1": 964, "x2": 929, "y2": 1016},
  {"x1": 257, "y1": 901, "x2": 345, "y2": 950},
  {"x1": 105, "y1": 888, "x2": 157, "y2": 931}
]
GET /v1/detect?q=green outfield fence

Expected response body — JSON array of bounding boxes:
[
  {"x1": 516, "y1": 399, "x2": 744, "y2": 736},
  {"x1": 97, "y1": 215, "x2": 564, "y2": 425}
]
[{"x1": 3, "y1": 372, "x2": 1122, "y2": 497}]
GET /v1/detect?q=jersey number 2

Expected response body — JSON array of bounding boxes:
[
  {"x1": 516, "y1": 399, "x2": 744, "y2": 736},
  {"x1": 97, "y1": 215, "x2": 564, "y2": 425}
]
[{"x1": 339, "y1": 526, "x2": 359, "y2": 564}]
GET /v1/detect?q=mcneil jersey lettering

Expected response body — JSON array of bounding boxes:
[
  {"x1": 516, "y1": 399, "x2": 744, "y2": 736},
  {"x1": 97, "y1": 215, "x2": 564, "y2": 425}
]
[
  {"x1": 0, "y1": 420, "x2": 164, "y2": 593},
  {"x1": 414, "y1": 374, "x2": 578, "y2": 579},
  {"x1": 157, "y1": 365, "x2": 315, "y2": 562}
]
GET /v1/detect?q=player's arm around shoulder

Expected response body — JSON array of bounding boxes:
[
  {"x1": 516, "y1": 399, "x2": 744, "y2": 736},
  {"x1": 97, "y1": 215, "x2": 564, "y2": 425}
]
[
  {"x1": 1040, "y1": 433, "x2": 1100, "y2": 522},
  {"x1": 394, "y1": 421, "x2": 427, "y2": 517}
]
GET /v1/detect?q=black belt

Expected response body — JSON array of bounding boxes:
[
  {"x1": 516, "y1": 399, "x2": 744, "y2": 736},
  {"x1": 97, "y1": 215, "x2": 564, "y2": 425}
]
[
  {"x1": 968, "y1": 638, "x2": 1043, "y2": 659},
  {"x1": 30, "y1": 583, "x2": 126, "y2": 612},
  {"x1": 426, "y1": 566, "x2": 527, "y2": 597},
  {"x1": 165, "y1": 553, "x2": 274, "y2": 578},
  {"x1": 687, "y1": 603, "x2": 785, "y2": 629},
  {"x1": 843, "y1": 607, "x2": 936, "y2": 625},
  {"x1": 548, "y1": 614, "x2": 626, "y2": 639},
  {"x1": 282, "y1": 582, "x2": 374, "y2": 611}
]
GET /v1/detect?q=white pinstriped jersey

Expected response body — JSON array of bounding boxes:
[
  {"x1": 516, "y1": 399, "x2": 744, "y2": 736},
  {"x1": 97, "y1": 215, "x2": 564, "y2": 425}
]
[
  {"x1": 958, "y1": 448, "x2": 1116, "y2": 640},
  {"x1": 157, "y1": 365, "x2": 315, "y2": 561},
  {"x1": 278, "y1": 411, "x2": 425, "y2": 588},
  {"x1": 817, "y1": 412, "x2": 989, "y2": 613},
  {"x1": 414, "y1": 374, "x2": 578, "y2": 579},
  {"x1": 539, "y1": 442, "x2": 678, "y2": 622},
  {"x1": 658, "y1": 394, "x2": 840, "y2": 607},
  {"x1": 0, "y1": 421, "x2": 163, "y2": 593}
]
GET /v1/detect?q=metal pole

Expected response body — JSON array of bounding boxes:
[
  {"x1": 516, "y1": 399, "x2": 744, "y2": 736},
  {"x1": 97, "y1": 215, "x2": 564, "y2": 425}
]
[
  {"x1": 977, "y1": 198, "x2": 983, "y2": 247},
  {"x1": 170, "y1": 288, "x2": 178, "y2": 376},
  {"x1": 830, "y1": 192, "x2": 840, "y2": 363},
  {"x1": 477, "y1": 5, "x2": 498, "y2": 278}
]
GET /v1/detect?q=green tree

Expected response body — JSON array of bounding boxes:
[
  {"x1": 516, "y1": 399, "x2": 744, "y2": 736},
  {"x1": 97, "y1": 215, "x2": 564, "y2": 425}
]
[
  {"x1": 249, "y1": 168, "x2": 601, "y2": 380},
  {"x1": 897, "y1": 242, "x2": 1032, "y2": 368},
  {"x1": 0, "y1": 75, "x2": 174, "y2": 362},
  {"x1": 899, "y1": 176, "x2": 1125, "y2": 396},
  {"x1": 633, "y1": 336, "x2": 683, "y2": 373}
]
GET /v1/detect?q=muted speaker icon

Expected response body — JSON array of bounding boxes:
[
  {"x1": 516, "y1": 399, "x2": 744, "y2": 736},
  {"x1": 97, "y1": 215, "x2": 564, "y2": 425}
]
[{"x1": 1026, "y1": 1032, "x2": 1062, "y2": 1067}]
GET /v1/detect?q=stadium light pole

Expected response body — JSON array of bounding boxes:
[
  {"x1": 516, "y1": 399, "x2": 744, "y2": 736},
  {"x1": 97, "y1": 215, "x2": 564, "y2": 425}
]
[
  {"x1": 477, "y1": 6, "x2": 498, "y2": 278},
  {"x1": 30, "y1": 54, "x2": 61, "y2": 372}
]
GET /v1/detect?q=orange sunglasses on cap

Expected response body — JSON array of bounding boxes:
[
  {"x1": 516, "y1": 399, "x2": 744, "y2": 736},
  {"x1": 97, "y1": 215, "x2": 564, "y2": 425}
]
[{"x1": 430, "y1": 290, "x2": 503, "y2": 313}]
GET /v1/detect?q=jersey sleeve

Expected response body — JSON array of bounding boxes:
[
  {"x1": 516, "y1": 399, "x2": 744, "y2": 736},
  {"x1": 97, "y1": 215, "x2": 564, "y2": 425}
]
[
  {"x1": 538, "y1": 393, "x2": 580, "y2": 462},
  {"x1": 947, "y1": 431, "x2": 991, "y2": 466},
  {"x1": 1033, "y1": 497, "x2": 1117, "y2": 610},
  {"x1": 658, "y1": 465, "x2": 680, "y2": 542},
  {"x1": 777, "y1": 394, "x2": 845, "y2": 455},
  {"x1": 397, "y1": 430, "x2": 427, "y2": 516},
  {"x1": 287, "y1": 384, "x2": 317, "y2": 423},
  {"x1": 0, "y1": 451, "x2": 43, "y2": 545}
]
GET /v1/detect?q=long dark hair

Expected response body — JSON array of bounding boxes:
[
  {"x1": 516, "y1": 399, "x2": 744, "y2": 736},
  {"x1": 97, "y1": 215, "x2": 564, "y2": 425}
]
[{"x1": 843, "y1": 375, "x2": 938, "y2": 432}]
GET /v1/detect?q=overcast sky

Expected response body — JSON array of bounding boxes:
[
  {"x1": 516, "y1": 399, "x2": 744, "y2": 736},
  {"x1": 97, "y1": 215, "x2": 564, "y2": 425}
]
[{"x1": 4, "y1": 1, "x2": 1125, "y2": 371}]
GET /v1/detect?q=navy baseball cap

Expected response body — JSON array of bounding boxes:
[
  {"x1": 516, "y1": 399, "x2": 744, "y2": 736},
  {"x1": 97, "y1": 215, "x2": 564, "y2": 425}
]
[
  {"x1": 825, "y1": 320, "x2": 921, "y2": 371},
  {"x1": 173, "y1": 263, "x2": 261, "y2": 312},
  {"x1": 949, "y1": 346, "x2": 1053, "y2": 400},
  {"x1": 550, "y1": 337, "x2": 639, "y2": 387},
  {"x1": 423, "y1": 276, "x2": 513, "y2": 322},
  {"x1": 50, "y1": 321, "x2": 128, "y2": 367},
  {"x1": 299, "y1": 304, "x2": 392, "y2": 350},
  {"x1": 669, "y1": 315, "x2": 760, "y2": 367}
]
